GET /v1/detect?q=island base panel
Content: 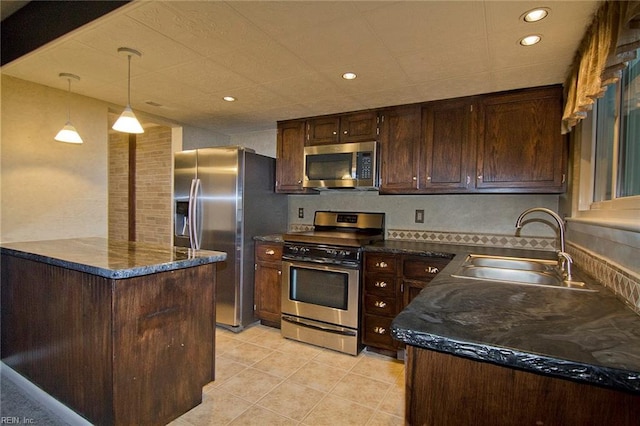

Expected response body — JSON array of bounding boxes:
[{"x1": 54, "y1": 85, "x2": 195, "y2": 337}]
[
  {"x1": 1, "y1": 255, "x2": 216, "y2": 425},
  {"x1": 406, "y1": 345, "x2": 640, "y2": 426}
]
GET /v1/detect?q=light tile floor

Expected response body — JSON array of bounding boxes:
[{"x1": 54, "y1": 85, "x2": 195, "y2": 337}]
[{"x1": 169, "y1": 324, "x2": 405, "y2": 426}]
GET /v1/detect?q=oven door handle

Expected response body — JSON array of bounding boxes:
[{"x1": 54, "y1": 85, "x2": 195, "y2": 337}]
[{"x1": 281, "y1": 315, "x2": 357, "y2": 337}]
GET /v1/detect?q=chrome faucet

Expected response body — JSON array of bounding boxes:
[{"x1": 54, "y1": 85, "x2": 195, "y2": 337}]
[{"x1": 515, "y1": 207, "x2": 573, "y2": 280}]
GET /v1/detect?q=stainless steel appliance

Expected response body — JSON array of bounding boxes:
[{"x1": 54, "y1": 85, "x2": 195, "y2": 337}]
[
  {"x1": 281, "y1": 211, "x2": 385, "y2": 355},
  {"x1": 174, "y1": 146, "x2": 287, "y2": 331},
  {"x1": 303, "y1": 141, "x2": 379, "y2": 189}
]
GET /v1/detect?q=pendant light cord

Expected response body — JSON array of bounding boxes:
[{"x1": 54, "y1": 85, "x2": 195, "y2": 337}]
[
  {"x1": 66, "y1": 78, "x2": 71, "y2": 122},
  {"x1": 127, "y1": 54, "x2": 132, "y2": 106}
]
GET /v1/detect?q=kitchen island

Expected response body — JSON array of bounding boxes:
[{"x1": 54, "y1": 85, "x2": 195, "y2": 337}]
[
  {"x1": 367, "y1": 241, "x2": 640, "y2": 425},
  {"x1": 0, "y1": 237, "x2": 226, "y2": 426}
]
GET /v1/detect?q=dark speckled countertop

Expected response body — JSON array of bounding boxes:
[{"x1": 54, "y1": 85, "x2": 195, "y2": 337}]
[
  {"x1": 0, "y1": 237, "x2": 227, "y2": 279},
  {"x1": 366, "y1": 240, "x2": 640, "y2": 394}
]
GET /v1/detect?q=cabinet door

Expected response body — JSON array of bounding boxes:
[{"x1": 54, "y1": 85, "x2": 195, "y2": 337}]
[
  {"x1": 307, "y1": 116, "x2": 340, "y2": 145},
  {"x1": 254, "y1": 242, "x2": 283, "y2": 328},
  {"x1": 476, "y1": 86, "x2": 566, "y2": 192},
  {"x1": 339, "y1": 111, "x2": 378, "y2": 143},
  {"x1": 255, "y1": 261, "x2": 282, "y2": 327},
  {"x1": 401, "y1": 256, "x2": 451, "y2": 308},
  {"x1": 422, "y1": 99, "x2": 475, "y2": 191},
  {"x1": 276, "y1": 120, "x2": 311, "y2": 193},
  {"x1": 379, "y1": 105, "x2": 422, "y2": 192}
]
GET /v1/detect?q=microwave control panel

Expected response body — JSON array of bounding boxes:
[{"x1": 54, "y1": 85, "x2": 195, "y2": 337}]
[{"x1": 356, "y1": 152, "x2": 373, "y2": 179}]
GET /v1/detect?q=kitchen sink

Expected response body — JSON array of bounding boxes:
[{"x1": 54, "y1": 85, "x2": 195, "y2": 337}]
[
  {"x1": 451, "y1": 254, "x2": 597, "y2": 292},
  {"x1": 463, "y1": 254, "x2": 556, "y2": 272}
]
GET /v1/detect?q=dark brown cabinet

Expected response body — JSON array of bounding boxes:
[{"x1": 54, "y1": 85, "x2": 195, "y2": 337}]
[
  {"x1": 362, "y1": 253, "x2": 400, "y2": 352},
  {"x1": 406, "y1": 346, "x2": 640, "y2": 426},
  {"x1": 401, "y1": 255, "x2": 452, "y2": 308},
  {"x1": 1, "y1": 254, "x2": 217, "y2": 425},
  {"x1": 422, "y1": 98, "x2": 476, "y2": 192},
  {"x1": 254, "y1": 241, "x2": 283, "y2": 328},
  {"x1": 378, "y1": 105, "x2": 422, "y2": 192},
  {"x1": 362, "y1": 251, "x2": 451, "y2": 353},
  {"x1": 306, "y1": 111, "x2": 378, "y2": 145},
  {"x1": 278, "y1": 85, "x2": 566, "y2": 194},
  {"x1": 476, "y1": 85, "x2": 566, "y2": 192},
  {"x1": 276, "y1": 120, "x2": 311, "y2": 193}
]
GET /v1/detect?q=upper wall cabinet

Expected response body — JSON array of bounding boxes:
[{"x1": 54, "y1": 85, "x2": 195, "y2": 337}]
[
  {"x1": 421, "y1": 98, "x2": 476, "y2": 192},
  {"x1": 476, "y1": 86, "x2": 566, "y2": 193},
  {"x1": 378, "y1": 105, "x2": 422, "y2": 191},
  {"x1": 276, "y1": 120, "x2": 313, "y2": 194},
  {"x1": 307, "y1": 111, "x2": 378, "y2": 145},
  {"x1": 277, "y1": 84, "x2": 566, "y2": 194}
]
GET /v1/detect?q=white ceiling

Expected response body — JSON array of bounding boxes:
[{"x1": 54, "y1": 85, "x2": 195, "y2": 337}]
[{"x1": 1, "y1": 1, "x2": 600, "y2": 135}]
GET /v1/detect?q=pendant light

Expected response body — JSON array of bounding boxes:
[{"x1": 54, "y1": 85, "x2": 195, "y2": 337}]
[
  {"x1": 54, "y1": 73, "x2": 83, "y2": 144},
  {"x1": 112, "y1": 47, "x2": 144, "y2": 134}
]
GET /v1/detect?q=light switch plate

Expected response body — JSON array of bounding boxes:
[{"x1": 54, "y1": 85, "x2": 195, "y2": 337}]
[
  {"x1": 298, "y1": 208, "x2": 304, "y2": 218},
  {"x1": 415, "y1": 209, "x2": 424, "y2": 223}
]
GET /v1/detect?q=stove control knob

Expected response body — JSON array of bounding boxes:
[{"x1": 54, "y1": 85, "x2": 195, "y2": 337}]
[
  {"x1": 340, "y1": 250, "x2": 351, "y2": 257},
  {"x1": 290, "y1": 246, "x2": 299, "y2": 253}
]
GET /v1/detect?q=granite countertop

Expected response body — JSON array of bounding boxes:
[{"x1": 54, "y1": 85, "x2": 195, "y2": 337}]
[
  {"x1": 0, "y1": 237, "x2": 227, "y2": 279},
  {"x1": 366, "y1": 241, "x2": 640, "y2": 394},
  {"x1": 253, "y1": 234, "x2": 284, "y2": 243}
]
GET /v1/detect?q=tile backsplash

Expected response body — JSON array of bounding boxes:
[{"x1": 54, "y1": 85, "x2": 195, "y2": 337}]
[
  {"x1": 386, "y1": 229, "x2": 557, "y2": 250},
  {"x1": 568, "y1": 243, "x2": 640, "y2": 315}
]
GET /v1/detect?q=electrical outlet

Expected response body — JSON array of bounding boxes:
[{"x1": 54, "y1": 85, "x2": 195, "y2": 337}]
[
  {"x1": 298, "y1": 207, "x2": 304, "y2": 219},
  {"x1": 415, "y1": 209, "x2": 424, "y2": 223}
]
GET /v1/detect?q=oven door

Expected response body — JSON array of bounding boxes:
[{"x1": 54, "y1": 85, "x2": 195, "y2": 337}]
[{"x1": 281, "y1": 260, "x2": 360, "y2": 329}]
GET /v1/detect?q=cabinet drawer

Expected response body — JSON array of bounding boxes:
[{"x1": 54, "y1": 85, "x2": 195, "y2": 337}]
[
  {"x1": 365, "y1": 254, "x2": 397, "y2": 274},
  {"x1": 403, "y1": 257, "x2": 450, "y2": 280},
  {"x1": 362, "y1": 315, "x2": 396, "y2": 349},
  {"x1": 255, "y1": 243, "x2": 283, "y2": 262},
  {"x1": 363, "y1": 294, "x2": 397, "y2": 317},
  {"x1": 364, "y1": 274, "x2": 396, "y2": 296}
]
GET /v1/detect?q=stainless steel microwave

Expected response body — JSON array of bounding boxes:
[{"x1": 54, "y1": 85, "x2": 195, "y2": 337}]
[{"x1": 303, "y1": 141, "x2": 379, "y2": 189}]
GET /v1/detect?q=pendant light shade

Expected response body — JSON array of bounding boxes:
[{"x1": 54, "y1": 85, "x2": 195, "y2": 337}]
[
  {"x1": 55, "y1": 73, "x2": 83, "y2": 144},
  {"x1": 112, "y1": 47, "x2": 144, "y2": 134}
]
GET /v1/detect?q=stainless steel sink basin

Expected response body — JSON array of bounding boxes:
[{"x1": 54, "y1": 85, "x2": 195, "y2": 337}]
[
  {"x1": 451, "y1": 254, "x2": 597, "y2": 292},
  {"x1": 464, "y1": 254, "x2": 556, "y2": 272}
]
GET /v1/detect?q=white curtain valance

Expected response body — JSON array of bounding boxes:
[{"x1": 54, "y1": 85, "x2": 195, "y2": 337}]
[{"x1": 562, "y1": 0, "x2": 640, "y2": 133}]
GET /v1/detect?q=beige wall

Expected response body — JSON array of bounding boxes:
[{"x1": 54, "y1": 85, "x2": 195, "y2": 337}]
[{"x1": 1, "y1": 75, "x2": 108, "y2": 242}]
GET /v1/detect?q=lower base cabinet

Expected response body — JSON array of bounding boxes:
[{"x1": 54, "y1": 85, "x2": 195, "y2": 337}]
[
  {"x1": 362, "y1": 252, "x2": 452, "y2": 353},
  {"x1": 405, "y1": 345, "x2": 640, "y2": 426},
  {"x1": 254, "y1": 241, "x2": 283, "y2": 328}
]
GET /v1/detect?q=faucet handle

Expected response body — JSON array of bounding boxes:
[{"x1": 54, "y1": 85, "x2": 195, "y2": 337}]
[
  {"x1": 557, "y1": 251, "x2": 573, "y2": 263},
  {"x1": 557, "y1": 251, "x2": 573, "y2": 280}
]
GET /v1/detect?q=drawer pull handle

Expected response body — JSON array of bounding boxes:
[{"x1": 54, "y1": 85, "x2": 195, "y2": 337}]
[
  {"x1": 265, "y1": 249, "x2": 275, "y2": 255},
  {"x1": 374, "y1": 301, "x2": 387, "y2": 308},
  {"x1": 373, "y1": 327, "x2": 386, "y2": 334},
  {"x1": 374, "y1": 281, "x2": 388, "y2": 288},
  {"x1": 425, "y1": 266, "x2": 439, "y2": 274},
  {"x1": 375, "y1": 261, "x2": 388, "y2": 268}
]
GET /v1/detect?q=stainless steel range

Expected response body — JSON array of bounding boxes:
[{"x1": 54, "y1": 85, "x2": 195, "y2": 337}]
[{"x1": 281, "y1": 211, "x2": 385, "y2": 355}]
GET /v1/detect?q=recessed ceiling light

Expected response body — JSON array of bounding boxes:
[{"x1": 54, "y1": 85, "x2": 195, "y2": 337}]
[
  {"x1": 223, "y1": 96, "x2": 236, "y2": 102},
  {"x1": 522, "y1": 8, "x2": 549, "y2": 23},
  {"x1": 342, "y1": 72, "x2": 357, "y2": 80},
  {"x1": 519, "y1": 35, "x2": 542, "y2": 46}
]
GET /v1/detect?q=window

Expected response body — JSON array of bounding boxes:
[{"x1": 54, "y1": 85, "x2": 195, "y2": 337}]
[{"x1": 589, "y1": 51, "x2": 640, "y2": 209}]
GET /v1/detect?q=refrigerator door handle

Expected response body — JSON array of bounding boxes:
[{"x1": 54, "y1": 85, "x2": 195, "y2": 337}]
[
  {"x1": 187, "y1": 178, "x2": 197, "y2": 250},
  {"x1": 191, "y1": 178, "x2": 202, "y2": 250}
]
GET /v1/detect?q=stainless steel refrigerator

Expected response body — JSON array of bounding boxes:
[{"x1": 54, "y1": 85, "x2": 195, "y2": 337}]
[{"x1": 174, "y1": 146, "x2": 287, "y2": 331}]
